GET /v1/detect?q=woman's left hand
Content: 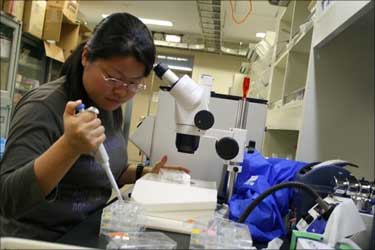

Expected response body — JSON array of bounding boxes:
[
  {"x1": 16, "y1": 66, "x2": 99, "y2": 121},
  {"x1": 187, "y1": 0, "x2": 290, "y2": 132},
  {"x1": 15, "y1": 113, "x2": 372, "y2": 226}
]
[{"x1": 149, "y1": 155, "x2": 191, "y2": 174}]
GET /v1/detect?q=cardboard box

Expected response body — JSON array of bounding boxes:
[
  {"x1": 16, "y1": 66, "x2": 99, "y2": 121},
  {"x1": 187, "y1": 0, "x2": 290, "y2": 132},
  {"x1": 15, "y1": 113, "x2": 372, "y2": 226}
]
[
  {"x1": 78, "y1": 20, "x2": 92, "y2": 44},
  {"x1": 2, "y1": 0, "x2": 24, "y2": 22},
  {"x1": 43, "y1": 5, "x2": 63, "y2": 41},
  {"x1": 44, "y1": 41, "x2": 64, "y2": 62},
  {"x1": 308, "y1": 0, "x2": 317, "y2": 13},
  {"x1": 23, "y1": 0, "x2": 47, "y2": 39},
  {"x1": 47, "y1": 0, "x2": 79, "y2": 23},
  {"x1": 57, "y1": 22, "x2": 80, "y2": 59}
]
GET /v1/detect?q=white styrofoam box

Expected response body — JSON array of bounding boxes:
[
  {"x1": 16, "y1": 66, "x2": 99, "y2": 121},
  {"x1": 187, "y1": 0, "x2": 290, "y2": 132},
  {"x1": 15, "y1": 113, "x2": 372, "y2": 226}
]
[
  {"x1": 0, "y1": 237, "x2": 94, "y2": 249},
  {"x1": 131, "y1": 173, "x2": 217, "y2": 212}
]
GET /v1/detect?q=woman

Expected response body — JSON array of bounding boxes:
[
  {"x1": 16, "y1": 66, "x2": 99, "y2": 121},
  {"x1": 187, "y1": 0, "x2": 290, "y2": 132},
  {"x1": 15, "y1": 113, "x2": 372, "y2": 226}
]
[{"x1": 0, "y1": 12, "x2": 189, "y2": 241}]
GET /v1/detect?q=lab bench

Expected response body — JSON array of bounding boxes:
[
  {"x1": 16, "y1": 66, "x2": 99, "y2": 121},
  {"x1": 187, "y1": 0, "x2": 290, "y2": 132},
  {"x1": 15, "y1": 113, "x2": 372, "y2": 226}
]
[
  {"x1": 56, "y1": 200, "x2": 270, "y2": 250},
  {"x1": 56, "y1": 203, "x2": 191, "y2": 249}
]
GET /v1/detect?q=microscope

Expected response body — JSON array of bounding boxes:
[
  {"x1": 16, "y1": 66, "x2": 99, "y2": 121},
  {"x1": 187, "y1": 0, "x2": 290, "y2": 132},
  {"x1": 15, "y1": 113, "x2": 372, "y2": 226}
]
[{"x1": 153, "y1": 63, "x2": 248, "y2": 202}]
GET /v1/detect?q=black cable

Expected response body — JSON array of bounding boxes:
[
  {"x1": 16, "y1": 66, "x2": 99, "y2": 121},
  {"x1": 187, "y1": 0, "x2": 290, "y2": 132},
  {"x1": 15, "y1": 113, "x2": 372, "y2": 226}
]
[{"x1": 238, "y1": 181, "x2": 329, "y2": 223}]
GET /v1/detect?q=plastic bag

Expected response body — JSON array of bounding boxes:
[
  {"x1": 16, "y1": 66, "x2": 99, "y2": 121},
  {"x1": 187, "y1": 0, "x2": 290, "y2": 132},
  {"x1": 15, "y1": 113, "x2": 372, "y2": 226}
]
[{"x1": 229, "y1": 150, "x2": 306, "y2": 242}]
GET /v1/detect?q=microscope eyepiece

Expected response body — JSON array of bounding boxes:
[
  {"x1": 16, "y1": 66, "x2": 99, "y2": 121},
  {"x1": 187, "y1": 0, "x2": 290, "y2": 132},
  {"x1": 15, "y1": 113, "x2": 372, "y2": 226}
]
[
  {"x1": 153, "y1": 63, "x2": 179, "y2": 86},
  {"x1": 153, "y1": 63, "x2": 169, "y2": 78}
]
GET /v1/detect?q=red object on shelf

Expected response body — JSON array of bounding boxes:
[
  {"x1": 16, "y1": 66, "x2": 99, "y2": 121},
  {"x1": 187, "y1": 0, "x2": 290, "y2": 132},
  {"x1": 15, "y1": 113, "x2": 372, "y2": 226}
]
[{"x1": 242, "y1": 77, "x2": 250, "y2": 99}]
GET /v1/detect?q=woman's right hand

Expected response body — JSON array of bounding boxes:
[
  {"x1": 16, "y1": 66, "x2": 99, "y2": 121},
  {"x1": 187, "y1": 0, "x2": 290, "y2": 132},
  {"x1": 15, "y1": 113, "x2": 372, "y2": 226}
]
[{"x1": 62, "y1": 100, "x2": 106, "y2": 155}]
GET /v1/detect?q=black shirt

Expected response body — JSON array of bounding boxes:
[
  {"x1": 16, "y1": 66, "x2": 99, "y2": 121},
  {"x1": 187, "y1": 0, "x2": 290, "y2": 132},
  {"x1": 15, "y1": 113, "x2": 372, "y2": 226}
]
[{"x1": 0, "y1": 77, "x2": 128, "y2": 241}]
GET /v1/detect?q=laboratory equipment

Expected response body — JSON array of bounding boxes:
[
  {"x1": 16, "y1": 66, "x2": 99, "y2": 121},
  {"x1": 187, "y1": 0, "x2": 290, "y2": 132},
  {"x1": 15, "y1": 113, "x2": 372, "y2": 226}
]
[
  {"x1": 76, "y1": 104, "x2": 123, "y2": 202},
  {"x1": 100, "y1": 200, "x2": 145, "y2": 236},
  {"x1": 130, "y1": 89, "x2": 267, "y2": 199},
  {"x1": 105, "y1": 232, "x2": 177, "y2": 250},
  {"x1": 189, "y1": 216, "x2": 255, "y2": 249},
  {"x1": 293, "y1": 160, "x2": 356, "y2": 219},
  {"x1": 238, "y1": 181, "x2": 331, "y2": 224},
  {"x1": 152, "y1": 63, "x2": 249, "y2": 202}
]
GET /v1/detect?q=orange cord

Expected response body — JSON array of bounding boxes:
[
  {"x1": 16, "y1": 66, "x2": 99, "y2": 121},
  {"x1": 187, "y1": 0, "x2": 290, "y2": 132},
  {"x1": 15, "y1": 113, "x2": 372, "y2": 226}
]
[{"x1": 229, "y1": 0, "x2": 253, "y2": 24}]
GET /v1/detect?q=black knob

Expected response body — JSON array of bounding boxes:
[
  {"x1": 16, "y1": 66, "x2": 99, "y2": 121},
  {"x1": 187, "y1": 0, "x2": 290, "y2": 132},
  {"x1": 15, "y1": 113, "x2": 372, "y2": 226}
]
[
  {"x1": 153, "y1": 63, "x2": 169, "y2": 79},
  {"x1": 215, "y1": 137, "x2": 239, "y2": 160},
  {"x1": 194, "y1": 110, "x2": 214, "y2": 130}
]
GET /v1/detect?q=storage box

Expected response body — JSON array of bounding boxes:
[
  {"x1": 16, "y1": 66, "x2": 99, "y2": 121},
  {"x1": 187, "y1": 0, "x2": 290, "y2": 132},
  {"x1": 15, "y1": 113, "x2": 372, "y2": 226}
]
[
  {"x1": 2, "y1": 0, "x2": 24, "y2": 22},
  {"x1": 77, "y1": 15, "x2": 92, "y2": 44},
  {"x1": 308, "y1": 0, "x2": 317, "y2": 13},
  {"x1": 44, "y1": 41, "x2": 64, "y2": 62},
  {"x1": 57, "y1": 22, "x2": 80, "y2": 59},
  {"x1": 43, "y1": 5, "x2": 63, "y2": 41},
  {"x1": 23, "y1": 0, "x2": 47, "y2": 39},
  {"x1": 47, "y1": 0, "x2": 79, "y2": 23}
]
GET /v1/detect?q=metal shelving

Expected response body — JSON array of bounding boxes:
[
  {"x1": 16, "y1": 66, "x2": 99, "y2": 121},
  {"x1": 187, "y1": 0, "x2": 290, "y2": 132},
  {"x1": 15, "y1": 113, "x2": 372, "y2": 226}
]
[{"x1": 0, "y1": 12, "x2": 22, "y2": 139}]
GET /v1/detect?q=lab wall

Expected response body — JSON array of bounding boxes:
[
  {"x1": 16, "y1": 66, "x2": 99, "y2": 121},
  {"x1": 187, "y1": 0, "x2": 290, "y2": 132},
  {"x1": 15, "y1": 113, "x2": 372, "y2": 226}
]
[
  {"x1": 126, "y1": 73, "x2": 154, "y2": 163},
  {"x1": 157, "y1": 47, "x2": 244, "y2": 94}
]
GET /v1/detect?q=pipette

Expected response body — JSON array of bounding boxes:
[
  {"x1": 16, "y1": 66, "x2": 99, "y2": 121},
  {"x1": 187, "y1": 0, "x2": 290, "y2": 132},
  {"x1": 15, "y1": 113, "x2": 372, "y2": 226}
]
[{"x1": 76, "y1": 104, "x2": 124, "y2": 202}]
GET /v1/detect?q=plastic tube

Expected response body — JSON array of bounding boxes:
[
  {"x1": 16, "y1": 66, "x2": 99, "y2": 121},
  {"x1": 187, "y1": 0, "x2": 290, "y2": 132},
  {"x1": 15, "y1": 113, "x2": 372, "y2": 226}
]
[{"x1": 238, "y1": 181, "x2": 329, "y2": 223}]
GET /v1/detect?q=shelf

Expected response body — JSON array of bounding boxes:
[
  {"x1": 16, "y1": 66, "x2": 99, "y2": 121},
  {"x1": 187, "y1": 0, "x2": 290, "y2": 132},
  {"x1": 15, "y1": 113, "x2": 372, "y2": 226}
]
[
  {"x1": 280, "y1": 2, "x2": 294, "y2": 26},
  {"x1": 274, "y1": 25, "x2": 313, "y2": 66},
  {"x1": 312, "y1": 1, "x2": 371, "y2": 47},
  {"x1": 296, "y1": 3, "x2": 374, "y2": 180},
  {"x1": 283, "y1": 87, "x2": 305, "y2": 105},
  {"x1": 266, "y1": 101, "x2": 303, "y2": 131},
  {"x1": 263, "y1": 0, "x2": 317, "y2": 161},
  {"x1": 290, "y1": 27, "x2": 313, "y2": 54},
  {"x1": 262, "y1": 129, "x2": 299, "y2": 159},
  {"x1": 15, "y1": 87, "x2": 29, "y2": 93},
  {"x1": 274, "y1": 49, "x2": 288, "y2": 68},
  {"x1": 290, "y1": 0, "x2": 312, "y2": 38},
  {"x1": 18, "y1": 62, "x2": 40, "y2": 71},
  {"x1": 284, "y1": 51, "x2": 310, "y2": 96},
  {"x1": 78, "y1": 21, "x2": 92, "y2": 34},
  {"x1": 62, "y1": 15, "x2": 79, "y2": 25},
  {"x1": 0, "y1": 57, "x2": 10, "y2": 62}
]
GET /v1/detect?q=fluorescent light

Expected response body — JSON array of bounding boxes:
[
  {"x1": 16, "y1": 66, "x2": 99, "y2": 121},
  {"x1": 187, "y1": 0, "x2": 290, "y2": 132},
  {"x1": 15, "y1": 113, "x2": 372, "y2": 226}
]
[
  {"x1": 165, "y1": 34, "x2": 181, "y2": 43},
  {"x1": 168, "y1": 65, "x2": 192, "y2": 72},
  {"x1": 101, "y1": 15, "x2": 173, "y2": 27},
  {"x1": 175, "y1": 57, "x2": 188, "y2": 62},
  {"x1": 139, "y1": 18, "x2": 173, "y2": 27},
  {"x1": 256, "y1": 32, "x2": 266, "y2": 38},
  {"x1": 157, "y1": 55, "x2": 188, "y2": 62}
]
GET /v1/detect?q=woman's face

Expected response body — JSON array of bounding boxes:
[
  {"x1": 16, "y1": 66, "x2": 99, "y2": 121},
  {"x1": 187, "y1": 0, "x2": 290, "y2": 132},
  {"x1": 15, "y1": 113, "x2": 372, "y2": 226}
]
[{"x1": 81, "y1": 49, "x2": 146, "y2": 111}]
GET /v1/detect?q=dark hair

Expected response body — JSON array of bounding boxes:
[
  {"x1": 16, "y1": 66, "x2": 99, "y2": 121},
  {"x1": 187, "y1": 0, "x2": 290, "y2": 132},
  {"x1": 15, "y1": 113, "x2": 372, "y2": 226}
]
[{"x1": 60, "y1": 12, "x2": 155, "y2": 129}]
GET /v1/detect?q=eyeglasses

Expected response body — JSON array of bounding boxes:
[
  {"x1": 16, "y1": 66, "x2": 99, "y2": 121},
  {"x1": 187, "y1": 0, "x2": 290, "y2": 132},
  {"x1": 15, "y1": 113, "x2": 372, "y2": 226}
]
[{"x1": 101, "y1": 74, "x2": 146, "y2": 93}]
